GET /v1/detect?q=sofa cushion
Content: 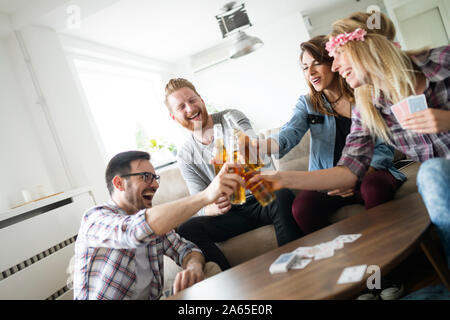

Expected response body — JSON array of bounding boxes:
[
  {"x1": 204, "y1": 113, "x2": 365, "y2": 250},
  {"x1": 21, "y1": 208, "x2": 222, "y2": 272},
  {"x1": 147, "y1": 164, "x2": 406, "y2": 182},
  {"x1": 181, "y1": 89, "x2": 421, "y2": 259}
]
[
  {"x1": 162, "y1": 257, "x2": 222, "y2": 298},
  {"x1": 263, "y1": 129, "x2": 310, "y2": 171},
  {"x1": 328, "y1": 161, "x2": 420, "y2": 223},
  {"x1": 217, "y1": 225, "x2": 277, "y2": 267},
  {"x1": 153, "y1": 166, "x2": 190, "y2": 206}
]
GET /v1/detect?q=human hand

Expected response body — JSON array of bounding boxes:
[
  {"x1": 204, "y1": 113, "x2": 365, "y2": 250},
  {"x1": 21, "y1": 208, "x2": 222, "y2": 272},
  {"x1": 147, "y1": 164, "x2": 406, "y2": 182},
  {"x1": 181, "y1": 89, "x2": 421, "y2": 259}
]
[
  {"x1": 173, "y1": 263, "x2": 204, "y2": 294},
  {"x1": 205, "y1": 161, "x2": 244, "y2": 204},
  {"x1": 246, "y1": 170, "x2": 284, "y2": 192},
  {"x1": 401, "y1": 108, "x2": 450, "y2": 134},
  {"x1": 204, "y1": 196, "x2": 232, "y2": 216},
  {"x1": 327, "y1": 188, "x2": 355, "y2": 197}
]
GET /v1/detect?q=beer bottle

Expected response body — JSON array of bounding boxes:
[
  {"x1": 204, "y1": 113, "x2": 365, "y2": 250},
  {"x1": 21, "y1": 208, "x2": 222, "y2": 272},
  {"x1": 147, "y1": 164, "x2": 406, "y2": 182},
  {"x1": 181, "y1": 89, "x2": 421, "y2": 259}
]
[
  {"x1": 223, "y1": 112, "x2": 276, "y2": 207},
  {"x1": 212, "y1": 123, "x2": 227, "y2": 175},
  {"x1": 226, "y1": 129, "x2": 247, "y2": 205}
]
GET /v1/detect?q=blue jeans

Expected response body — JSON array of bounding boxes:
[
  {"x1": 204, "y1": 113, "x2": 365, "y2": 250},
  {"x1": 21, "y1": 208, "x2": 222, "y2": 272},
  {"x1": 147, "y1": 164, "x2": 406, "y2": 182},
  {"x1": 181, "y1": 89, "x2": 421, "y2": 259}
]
[
  {"x1": 416, "y1": 158, "x2": 450, "y2": 268},
  {"x1": 402, "y1": 283, "x2": 450, "y2": 300}
]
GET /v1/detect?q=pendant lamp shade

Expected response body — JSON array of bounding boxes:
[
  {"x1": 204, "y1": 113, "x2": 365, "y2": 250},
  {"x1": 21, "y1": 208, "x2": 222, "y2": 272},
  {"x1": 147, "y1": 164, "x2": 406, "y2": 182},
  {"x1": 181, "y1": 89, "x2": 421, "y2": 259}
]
[{"x1": 229, "y1": 31, "x2": 264, "y2": 59}]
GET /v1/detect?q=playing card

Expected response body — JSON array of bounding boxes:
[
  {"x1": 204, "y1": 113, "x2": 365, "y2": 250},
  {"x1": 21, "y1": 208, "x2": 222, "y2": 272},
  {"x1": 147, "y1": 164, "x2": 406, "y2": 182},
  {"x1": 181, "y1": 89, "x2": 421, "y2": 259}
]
[
  {"x1": 320, "y1": 239, "x2": 344, "y2": 250},
  {"x1": 391, "y1": 100, "x2": 410, "y2": 122},
  {"x1": 407, "y1": 94, "x2": 428, "y2": 113},
  {"x1": 314, "y1": 247, "x2": 335, "y2": 260},
  {"x1": 293, "y1": 246, "x2": 314, "y2": 258},
  {"x1": 334, "y1": 234, "x2": 362, "y2": 243},
  {"x1": 330, "y1": 239, "x2": 344, "y2": 250},
  {"x1": 290, "y1": 256, "x2": 312, "y2": 270},
  {"x1": 337, "y1": 265, "x2": 368, "y2": 284},
  {"x1": 391, "y1": 94, "x2": 428, "y2": 124}
]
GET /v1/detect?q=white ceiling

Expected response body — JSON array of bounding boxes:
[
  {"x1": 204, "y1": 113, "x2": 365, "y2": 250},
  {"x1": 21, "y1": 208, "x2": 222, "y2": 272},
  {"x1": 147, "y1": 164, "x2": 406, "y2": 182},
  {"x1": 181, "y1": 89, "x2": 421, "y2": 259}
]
[
  {"x1": 0, "y1": 0, "x2": 31, "y2": 14},
  {"x1": 0, "y1": 0, "x2": 350, "y2": 62}
]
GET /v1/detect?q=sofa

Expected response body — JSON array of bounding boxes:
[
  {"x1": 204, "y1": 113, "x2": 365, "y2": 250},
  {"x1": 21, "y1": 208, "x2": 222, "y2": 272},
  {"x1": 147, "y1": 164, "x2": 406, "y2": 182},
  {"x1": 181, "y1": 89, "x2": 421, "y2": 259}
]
[{"x1": 153, "y1": 130, "x2": 421, "y2": 292}]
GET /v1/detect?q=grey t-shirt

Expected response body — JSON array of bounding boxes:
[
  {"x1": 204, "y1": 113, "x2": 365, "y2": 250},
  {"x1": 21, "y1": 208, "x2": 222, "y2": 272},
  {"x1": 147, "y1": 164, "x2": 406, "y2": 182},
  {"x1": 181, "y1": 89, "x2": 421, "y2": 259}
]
[{"x1": 177, "y1": 109, "x2": 257, "y2": 216}]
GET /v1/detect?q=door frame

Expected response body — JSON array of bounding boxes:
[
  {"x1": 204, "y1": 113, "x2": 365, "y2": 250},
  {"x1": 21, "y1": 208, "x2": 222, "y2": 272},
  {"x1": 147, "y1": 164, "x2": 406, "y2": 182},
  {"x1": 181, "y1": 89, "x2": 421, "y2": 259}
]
[{"x1": 384, "y1": 0, "x2": 450, "y2": 49}]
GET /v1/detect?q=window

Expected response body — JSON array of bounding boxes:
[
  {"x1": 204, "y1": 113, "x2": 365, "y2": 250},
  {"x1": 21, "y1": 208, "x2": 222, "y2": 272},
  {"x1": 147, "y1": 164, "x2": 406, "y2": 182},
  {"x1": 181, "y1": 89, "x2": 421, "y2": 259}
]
[{"x1": 73, "y1": 58, "x2": 184, "y2": 167}]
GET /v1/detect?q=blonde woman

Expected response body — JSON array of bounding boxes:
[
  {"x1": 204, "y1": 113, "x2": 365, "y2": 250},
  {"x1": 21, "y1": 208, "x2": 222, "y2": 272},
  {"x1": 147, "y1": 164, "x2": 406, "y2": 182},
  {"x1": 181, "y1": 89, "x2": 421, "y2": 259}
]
[{"x1": 250, "y1": 13, "x2": 450, "y2": 273}]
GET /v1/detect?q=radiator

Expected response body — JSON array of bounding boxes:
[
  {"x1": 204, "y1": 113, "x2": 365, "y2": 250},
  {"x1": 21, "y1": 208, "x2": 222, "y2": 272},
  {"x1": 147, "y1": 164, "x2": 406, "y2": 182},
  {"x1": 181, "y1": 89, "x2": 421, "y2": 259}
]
[{"x1": 0, "y1": 187, "x2": 96, "y2": 300}]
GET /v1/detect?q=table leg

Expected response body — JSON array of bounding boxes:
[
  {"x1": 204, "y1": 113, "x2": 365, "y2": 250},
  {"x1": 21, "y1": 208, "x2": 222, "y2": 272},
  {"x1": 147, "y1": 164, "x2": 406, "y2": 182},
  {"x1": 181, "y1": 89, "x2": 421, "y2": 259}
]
[{"x1": 419, "y1": 226, "x2": 450, "y2": 290}]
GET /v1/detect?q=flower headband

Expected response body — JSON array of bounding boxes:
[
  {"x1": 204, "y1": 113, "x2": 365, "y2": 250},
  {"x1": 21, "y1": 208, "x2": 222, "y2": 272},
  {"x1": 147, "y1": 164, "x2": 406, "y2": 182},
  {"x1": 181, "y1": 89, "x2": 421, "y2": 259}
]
[
  {"x1": 325, "y1": 28, "x2": 367, "y2": 57},
  {"x1": 325, "y1": 28, "x2": 402, "y2": 57}
]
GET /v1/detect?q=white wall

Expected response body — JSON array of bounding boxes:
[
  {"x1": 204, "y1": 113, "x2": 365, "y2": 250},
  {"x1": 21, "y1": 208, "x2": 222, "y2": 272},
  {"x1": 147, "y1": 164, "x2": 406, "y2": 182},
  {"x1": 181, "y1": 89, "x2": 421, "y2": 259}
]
[
  {"x1": 187, "y1": 12, "x2": 310, "y2": 133},
  {"x1": 0, "y1": 38, "x2": 56, "y2": 210},
  {"x1": 306, "y1": 0, "x2": 387, "y2": 38},
  {"x1": 0, "y1": 19, "x2": 185, "y2": 212},
  {"x1": 18, "y1": 25, "x2": 110, "y2": 204},
  {"x1": 179, "y1": 1, "x2": 394, "y2": 133},
  {"x1": 0, "y1": 24, "x2": 118, "y2": 211}
]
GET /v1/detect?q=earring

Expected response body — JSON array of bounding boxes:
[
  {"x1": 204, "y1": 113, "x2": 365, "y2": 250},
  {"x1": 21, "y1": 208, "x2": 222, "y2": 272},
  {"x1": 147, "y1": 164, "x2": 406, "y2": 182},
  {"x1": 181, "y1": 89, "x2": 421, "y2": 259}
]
[{"x1": 170, "y1": 114, "x2": 175, "y2": 120}]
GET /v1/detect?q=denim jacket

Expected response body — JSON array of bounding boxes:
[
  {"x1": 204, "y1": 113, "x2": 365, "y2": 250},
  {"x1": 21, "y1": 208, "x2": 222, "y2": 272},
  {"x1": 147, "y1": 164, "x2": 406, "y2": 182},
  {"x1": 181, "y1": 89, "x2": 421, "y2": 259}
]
[{"x1": 270, "y1": 94, "x2": 406, "y2": 182}]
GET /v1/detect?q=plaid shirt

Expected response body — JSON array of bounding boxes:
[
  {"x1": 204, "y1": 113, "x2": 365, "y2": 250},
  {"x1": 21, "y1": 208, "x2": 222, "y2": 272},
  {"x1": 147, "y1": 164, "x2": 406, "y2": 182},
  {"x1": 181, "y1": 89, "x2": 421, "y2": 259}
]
[
  {"x1": 338, "y1": 45, "x2": 450, "y2": 179},
  {"x1": 73, "y1": 200, "x2": 201, "y2": 300}
]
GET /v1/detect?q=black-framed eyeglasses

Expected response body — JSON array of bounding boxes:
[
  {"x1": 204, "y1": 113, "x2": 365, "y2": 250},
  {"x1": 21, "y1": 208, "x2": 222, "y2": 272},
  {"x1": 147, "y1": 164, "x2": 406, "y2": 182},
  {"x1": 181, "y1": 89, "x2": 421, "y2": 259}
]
[{"x1": 120, "y1": 172, "x2": 160, "y2": 184}]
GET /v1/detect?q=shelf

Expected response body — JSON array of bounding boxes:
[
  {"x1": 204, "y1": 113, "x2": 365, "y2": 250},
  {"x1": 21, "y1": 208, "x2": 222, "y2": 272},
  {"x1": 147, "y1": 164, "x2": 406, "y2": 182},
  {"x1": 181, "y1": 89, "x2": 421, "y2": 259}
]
[{"x1": 0, "y1": 186, "x2": 92, "y2": 223}]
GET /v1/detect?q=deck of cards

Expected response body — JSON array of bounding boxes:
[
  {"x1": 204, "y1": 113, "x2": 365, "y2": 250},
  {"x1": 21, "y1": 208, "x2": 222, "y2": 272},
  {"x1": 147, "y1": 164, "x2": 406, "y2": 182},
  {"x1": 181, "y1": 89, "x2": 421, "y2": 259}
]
[
  {"x1": 269, "y1": 252, "x2": 297, "y2": 274},
  {"x1": 390, "y1": 94, "x2": 428, "y2": 125},
  {"x1": 269, "y1": 234, "x2": 362, "y2": 275}
]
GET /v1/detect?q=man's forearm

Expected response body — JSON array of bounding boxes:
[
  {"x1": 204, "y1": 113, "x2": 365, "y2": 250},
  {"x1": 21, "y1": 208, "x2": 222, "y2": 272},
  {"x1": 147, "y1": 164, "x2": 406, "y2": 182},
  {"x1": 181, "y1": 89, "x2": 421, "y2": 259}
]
[{"x1": 146, "y1": 190, "x2": 210, "y2": 235}]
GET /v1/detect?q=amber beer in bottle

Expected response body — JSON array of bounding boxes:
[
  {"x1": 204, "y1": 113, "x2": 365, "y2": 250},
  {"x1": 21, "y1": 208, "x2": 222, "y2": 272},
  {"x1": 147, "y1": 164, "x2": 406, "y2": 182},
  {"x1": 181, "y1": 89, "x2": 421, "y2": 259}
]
[
  {"x1": 223, "y1": 113, "x2": 276, "y2": 207},
  {"x1": 212, "y1": 123, "x2": 245, "y2": 204},
  {"x1": 241, "y1": 166, "x2": 275, "y2": 207},
  {"x1": 227, "y1": 134, "x2": 247, "y2": 205}
]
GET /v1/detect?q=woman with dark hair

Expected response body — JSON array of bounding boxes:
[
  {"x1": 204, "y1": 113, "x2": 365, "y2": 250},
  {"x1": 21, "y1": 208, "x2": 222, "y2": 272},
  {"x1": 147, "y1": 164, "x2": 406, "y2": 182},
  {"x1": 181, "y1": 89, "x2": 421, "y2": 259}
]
[{"x1": 257, "y1": 35, "x2": 405, "y2": 235}]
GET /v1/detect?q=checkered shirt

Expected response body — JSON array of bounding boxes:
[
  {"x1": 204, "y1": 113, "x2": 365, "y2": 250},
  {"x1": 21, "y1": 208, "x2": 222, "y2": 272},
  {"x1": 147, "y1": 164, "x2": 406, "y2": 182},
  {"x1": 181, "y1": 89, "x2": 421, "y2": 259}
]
[
  {"x1": 338, "y1": 45, "x2": 450, "y2": 179},
  {"x1": 73, "y1": 200, "x2": 201, "y2": 300}
]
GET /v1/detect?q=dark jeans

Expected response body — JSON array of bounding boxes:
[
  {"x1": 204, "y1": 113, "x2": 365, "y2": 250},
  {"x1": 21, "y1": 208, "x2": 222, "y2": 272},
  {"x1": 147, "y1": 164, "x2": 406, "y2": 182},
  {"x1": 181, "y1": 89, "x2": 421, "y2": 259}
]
[
  {"x1": 292, "y1": 170, "x2": 402, "y2": 235},
  {"x1": 176, "y1": 189, "x2": 302, "y2": 270}
]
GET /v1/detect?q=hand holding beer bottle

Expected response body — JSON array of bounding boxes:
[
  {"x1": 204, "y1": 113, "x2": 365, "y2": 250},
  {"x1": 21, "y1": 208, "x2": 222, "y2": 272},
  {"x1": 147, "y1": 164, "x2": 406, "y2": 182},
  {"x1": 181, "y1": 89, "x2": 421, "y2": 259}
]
[
  {"x1": 212, "y1": 123, "x2": 246, "y2": 205},
  {"x1": 223, "y1": 113, "x2": 276, "y2": 207},
  {"x1": 227, "y1": 131, "x2": 247, "y2": 205}
]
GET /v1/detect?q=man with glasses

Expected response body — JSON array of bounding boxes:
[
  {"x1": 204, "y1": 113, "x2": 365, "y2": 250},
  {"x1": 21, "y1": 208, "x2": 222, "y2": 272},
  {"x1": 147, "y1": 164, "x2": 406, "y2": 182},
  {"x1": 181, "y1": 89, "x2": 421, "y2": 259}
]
[{"x1": 73, "y1": 150, "x2": 243, "y2": 300}]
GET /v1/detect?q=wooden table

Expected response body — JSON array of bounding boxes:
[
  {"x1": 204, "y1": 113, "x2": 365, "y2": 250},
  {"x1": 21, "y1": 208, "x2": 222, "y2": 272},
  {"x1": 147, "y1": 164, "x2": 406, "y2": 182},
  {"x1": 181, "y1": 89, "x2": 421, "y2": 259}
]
[{"x1": 169, "y1": 193, "x2": 450, "y2": 300}]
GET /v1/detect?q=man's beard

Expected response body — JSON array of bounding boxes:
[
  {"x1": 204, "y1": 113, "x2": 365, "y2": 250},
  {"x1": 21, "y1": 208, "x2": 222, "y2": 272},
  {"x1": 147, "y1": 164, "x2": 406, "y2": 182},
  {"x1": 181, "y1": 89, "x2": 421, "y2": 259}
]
[
  {"x1": 182, "y1": 108, "x2": 208, "y2": 131},
  {"x1": 124, "y1": 188, "x2": 154, "y2": 212}
]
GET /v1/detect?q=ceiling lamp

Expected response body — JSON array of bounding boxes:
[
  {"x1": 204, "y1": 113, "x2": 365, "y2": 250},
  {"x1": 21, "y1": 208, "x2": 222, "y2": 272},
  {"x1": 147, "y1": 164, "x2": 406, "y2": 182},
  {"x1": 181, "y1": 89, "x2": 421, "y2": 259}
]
[
  {"x1": 215, "y1": 2, "x2": 263, "y2": 59},
  {"x1": 229, "y1": 31, "x2": 263, "y2": 59}
]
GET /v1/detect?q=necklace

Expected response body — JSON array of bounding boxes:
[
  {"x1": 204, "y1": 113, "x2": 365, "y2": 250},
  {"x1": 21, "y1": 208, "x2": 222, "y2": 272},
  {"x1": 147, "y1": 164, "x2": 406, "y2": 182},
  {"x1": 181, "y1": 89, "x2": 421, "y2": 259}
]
[
  {"x1": 332, "y1": 100, "x2": 352, "y2": 118},
  {"x1": 328, "y1": 93, "x2": 343, "y2": 105}
]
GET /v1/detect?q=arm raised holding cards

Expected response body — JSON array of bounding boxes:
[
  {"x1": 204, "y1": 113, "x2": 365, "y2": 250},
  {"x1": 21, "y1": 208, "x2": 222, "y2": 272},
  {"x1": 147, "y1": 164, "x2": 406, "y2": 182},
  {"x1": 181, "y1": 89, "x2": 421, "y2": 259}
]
[{"x1": 401, "y1": 108, "x2": 450, "y2": 134}]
